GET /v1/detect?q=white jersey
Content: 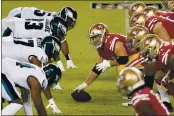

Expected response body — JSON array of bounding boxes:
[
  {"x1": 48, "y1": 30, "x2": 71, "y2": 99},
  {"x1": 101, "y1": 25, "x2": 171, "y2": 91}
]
[
  {"x1": 2, "y1": 58, "x2": 48, "y2": 90},
  {"x1": 2, "y1": 17, "x2": 51, "y2": 38},
  {"x1": 2, "y1": 36, "x2": 48, "y2": 64},
  {"x1": 8, "y1": 7, "x2": 57, "y2": 19}
]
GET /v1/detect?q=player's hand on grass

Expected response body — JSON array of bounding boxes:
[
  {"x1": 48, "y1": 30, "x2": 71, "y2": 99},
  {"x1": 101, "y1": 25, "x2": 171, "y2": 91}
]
[
  {"x1": 53, "y1": 82, "x2": 62, "y2": 90},
  {"x1": 46, "y1": 98, "x2": 62, "y2": 113},
  {"x1": 74, "y1": 82, "x2": 88, "y2": 92},
  {"x1": 96, "y1": 60, "x2": 111, "y2": 72},
  {"x1": 57, "y1": 60, "x2": 65, "y2": 72},
  {"x1": 67, "y1": 60, "x2": 77, "y2": 69}
]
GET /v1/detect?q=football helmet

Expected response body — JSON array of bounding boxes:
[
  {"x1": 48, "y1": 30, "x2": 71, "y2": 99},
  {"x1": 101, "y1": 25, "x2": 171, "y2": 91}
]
[
  {"x1": 41, "y1": 36, "x2": 61, "y2": 59},
  {"x1": 43, "y1": 63, "x2": 62, "y2": 86},
  {"x1": 127, "y1": 25, "x2": 149, "y2": 50},
  {"x1": 128, "y1": 2, "x2": 146, "y2": 17},
  {"x1": 50, "y1": 16, "x2": 67, "y2": 38},
  {"x1": 60, "y1": 6, "x2": 77, "y2": 30},
  {"x1": 88, "y1": 23, "x2": 109, "y2": 49},
  {"x1": 167, "y1": 0, "x2": 174, "y2": 12},
  {"x1": 117, "y1": 67, "x2": 144, "y2": 96},
  {"x1": 139, "y1": 34, "x2": 162, "y2": 60},
  {"x1": 129, "y1": 12, "x2": 146, "y2": 27},
  {"x1": 142, "y1": 6, "x2": 157, "y2": 18}
]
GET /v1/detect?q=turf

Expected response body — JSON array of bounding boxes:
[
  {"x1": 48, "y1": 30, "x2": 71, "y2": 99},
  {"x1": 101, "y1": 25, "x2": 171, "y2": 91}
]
[{"x1": 2, "y1": 1, "x2": 174, "y2": 115}]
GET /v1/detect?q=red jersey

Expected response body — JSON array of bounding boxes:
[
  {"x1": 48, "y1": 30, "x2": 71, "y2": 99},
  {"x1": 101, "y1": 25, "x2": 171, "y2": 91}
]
[
  {"x1": 158, "y1": 42, "x2": 174, "y2": 66},
  {"x1": 97, "y1": 33, "x2": 137, "y2": 60},
  {"x1": 131, "y1": 87, "x2": 169, "y2": 115},
  {"x1": 145, "y1": 12, "x2": 174, "y2": 39}
]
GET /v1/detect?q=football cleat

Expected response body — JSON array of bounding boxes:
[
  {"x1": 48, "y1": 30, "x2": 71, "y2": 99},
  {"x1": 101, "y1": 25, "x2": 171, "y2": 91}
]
[{"x1": 163, "y1": 101, "x2": 174, "y2": 112}]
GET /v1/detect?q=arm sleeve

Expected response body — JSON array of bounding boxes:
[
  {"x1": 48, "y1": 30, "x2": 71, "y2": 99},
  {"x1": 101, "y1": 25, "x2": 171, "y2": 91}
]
[{"x1": 145, "y1": 16, "x2": 161, "y2": 33}]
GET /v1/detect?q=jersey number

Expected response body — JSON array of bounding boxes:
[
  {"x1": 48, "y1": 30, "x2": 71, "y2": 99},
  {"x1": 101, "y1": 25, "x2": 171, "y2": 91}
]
[
  {"x1": 34, "y1": 10, "x2": 51, "y2": 16},
  {"x1": 25, "y1": 22, "x2": 43, "y2": 30},
  {"x1": 14, "y1": 39, "x2": 34, "y2": 47}
]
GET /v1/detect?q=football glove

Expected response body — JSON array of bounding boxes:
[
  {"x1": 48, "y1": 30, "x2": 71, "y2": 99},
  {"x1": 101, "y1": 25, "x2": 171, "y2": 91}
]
[
  {"x1": 74, "y1": 82, "x2": 88, "y2": 91},
  {"x1": 67, "y1": 60, "x2": 77, "y2": 69},
  {"x1": 46, "y1": 98, "x2": 62, "y2": 114},
  {"x1": 57, "y1": 60, "x2": 65, "y2": 72},
  {"x1": 53, "y1": 82, "x2": 62, "y2": 90},
  {"x1": 96, "y1": 60, "x2": 111, "y2": 72}
]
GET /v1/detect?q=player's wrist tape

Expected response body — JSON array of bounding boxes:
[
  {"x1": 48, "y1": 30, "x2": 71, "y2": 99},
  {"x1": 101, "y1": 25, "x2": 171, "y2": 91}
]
[
  {"x1": 81, "y1": 82, "x2": 88, "y2": 88},
  {"x1": 48, "y1": 98, "x2": 55, "y2": 104},
  {"x1": 65, "y1": 54, "x2": 71, "y2": 60},
  {"x1": 116, "y1": 56, "x2": 128, "y2": 64},
  {"x1": 92, "y1": 63, "x2": 102, "y2": 75}
]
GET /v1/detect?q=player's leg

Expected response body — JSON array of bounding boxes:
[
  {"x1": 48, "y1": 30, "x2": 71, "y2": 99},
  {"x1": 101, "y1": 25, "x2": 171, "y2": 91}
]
[
  {"x1": 1, "y1": 73, "x2": 23, "y2": 115},
  {"x1": 155, "y1": 70, "x2": 173, "y2": 112}
]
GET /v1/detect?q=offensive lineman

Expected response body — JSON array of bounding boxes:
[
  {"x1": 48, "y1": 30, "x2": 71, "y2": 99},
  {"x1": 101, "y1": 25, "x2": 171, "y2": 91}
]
[
  {"x1": 74, "y1": 23, "x2": 144, "y2": 93},
  {"x1": 2, "y1": 58, "x2": 62, "y2": 115},
  {"x1": 117, "y1": 67, "x2": 169, "y2": 115}
]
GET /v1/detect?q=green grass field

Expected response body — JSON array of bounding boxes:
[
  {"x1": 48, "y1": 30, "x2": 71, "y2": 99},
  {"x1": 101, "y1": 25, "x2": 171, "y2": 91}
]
[{"x1": 2, "y1": 1, "x2": 174, "y2": 115}]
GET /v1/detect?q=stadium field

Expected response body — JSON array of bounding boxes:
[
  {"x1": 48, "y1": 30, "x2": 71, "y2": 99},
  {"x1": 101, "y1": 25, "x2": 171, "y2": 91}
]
[{"x1": 2, "y1": 1, "x2": 174, "y2": 115}]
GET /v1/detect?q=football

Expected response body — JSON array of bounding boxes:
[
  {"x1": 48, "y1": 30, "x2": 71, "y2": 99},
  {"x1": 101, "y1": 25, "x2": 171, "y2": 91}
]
[{"x1": 71, "y1": 90, "x2": 92, "y2": 102}]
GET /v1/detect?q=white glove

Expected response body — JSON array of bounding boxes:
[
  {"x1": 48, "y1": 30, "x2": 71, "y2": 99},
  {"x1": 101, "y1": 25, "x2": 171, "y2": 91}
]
[
  {"x1": 67, "y1": 60, "x2": 78, "y2": 69},
  {"x1": 57, "y1": 60, "x2": 65, "y2": 72},
  {"x1": 46, "y1": 98, "x2": 62, "y2": 114},
  {"x1": 53, "y1": 82, "x2": 62, "y2": 90},
  {"x1": 96, "y1": 60, "x2": 111, "y2": 72},
  {"x1": 74, "y1": 82, "x2": 88, "y2": 91}
]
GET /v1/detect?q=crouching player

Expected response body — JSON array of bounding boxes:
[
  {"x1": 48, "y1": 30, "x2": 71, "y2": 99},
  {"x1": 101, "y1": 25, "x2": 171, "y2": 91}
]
[
  {"x1": 74, "y1": 23, "x2": 143, "y2": 93},
  {"x1": 2, "y1": 58, "x2": 62, "y2": 115},
  {"x1": 139, "y1": 34, "x2": 174, "y2": 97},
  {"x1": 117, "y1": 67, "x2": 169, "y2": 115}
]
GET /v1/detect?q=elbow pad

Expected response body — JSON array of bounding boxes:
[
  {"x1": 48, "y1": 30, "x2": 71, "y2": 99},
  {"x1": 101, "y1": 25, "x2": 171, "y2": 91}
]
[{"x1": 116, "y1": 56, "x2": 129, "y2": 64}]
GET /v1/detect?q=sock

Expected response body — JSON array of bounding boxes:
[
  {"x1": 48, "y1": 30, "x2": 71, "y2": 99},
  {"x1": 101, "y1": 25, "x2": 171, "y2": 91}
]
[
  {"x1": 156, "y1": 84, "x2": 170, "y2": 103},
  {"x1": 144, "y1": 75, "x2": 155, "y2": 89},
  {"x1": 57, "y1": 60, "x2": 65, "y2": 72},
  {"x1": 2, "y1": 103, "x2": 23, "y2": 115}
]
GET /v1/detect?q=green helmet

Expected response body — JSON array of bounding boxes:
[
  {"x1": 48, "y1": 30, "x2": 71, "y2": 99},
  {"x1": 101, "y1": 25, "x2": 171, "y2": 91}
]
[
  {"x1": 41, "y1": 36, "x2": 61, "y2": 59},
  {"x1": 43, "y1": 63, "x2": 62, "y2": 86}
]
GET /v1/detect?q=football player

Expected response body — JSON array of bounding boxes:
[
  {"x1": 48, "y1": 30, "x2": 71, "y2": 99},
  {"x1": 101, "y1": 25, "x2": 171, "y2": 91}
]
[
  {"x1": 140, "y1": 34, "x2": 174, "y2": 97},
  {"x1": 2, "y1": 35, "x2": 62, "y2": 113},
  {"x1": 74, "y1": 23, "x2": 144, "y2": 93},
  {"x1": 117, "y1": 67, "x2": 169, "y2": 115},
  {"x1": 5, "y1": 6, "x2": 78, "y2": 72},
  {"x1": 2, "y1": 58, "x2": 62, "y2": 115},
  {"x1": 127, "y1": 26, "x2": 173, "y2": 111},
  {"x1": 129, "y1": 6, "x2": 174, "y2": 42}
]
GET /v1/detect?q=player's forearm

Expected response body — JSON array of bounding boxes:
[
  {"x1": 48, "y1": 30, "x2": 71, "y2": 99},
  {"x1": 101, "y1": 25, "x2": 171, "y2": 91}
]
[
  {"x1": 85, "y1": 71, "x2": 99, "y2": 85},
  {"x1": 42, "y1": 87, "x2": 53, "y2": 100},
  {"x1": 61, "y1": 40, "x2": 69, "y2": 56}
]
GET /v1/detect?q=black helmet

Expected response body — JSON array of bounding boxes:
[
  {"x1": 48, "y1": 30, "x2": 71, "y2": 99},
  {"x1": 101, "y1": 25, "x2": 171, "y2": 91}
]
[
  {"x1": 43, "y1": 63, "x2": 62, "y2": 86},
  {"x1": 60, "y1": 6, "x2": 77, "y2": 30},
  {"x1": 50, "y1": 16, "x2": 67, "y2": 38},
  {"x1": 41, "y1": 36, "x2": 61, "y2": 59}
]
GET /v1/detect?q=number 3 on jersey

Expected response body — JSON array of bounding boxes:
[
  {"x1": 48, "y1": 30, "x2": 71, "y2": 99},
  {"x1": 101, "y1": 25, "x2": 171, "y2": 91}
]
[{"x1": 25, "y1": 20, "x2": 44, "y2": 30}]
